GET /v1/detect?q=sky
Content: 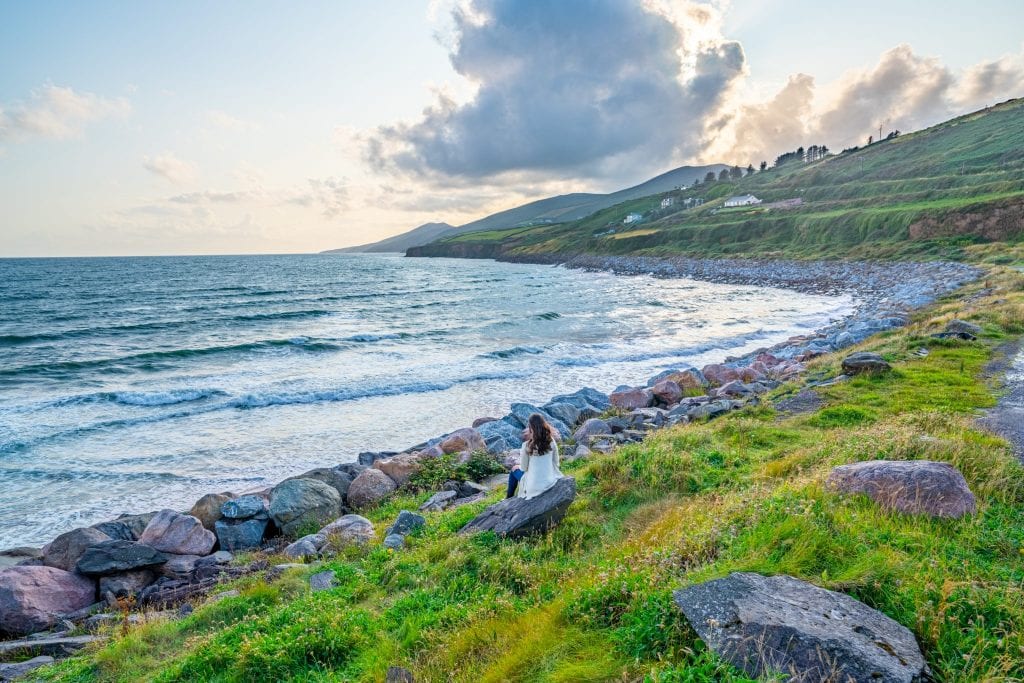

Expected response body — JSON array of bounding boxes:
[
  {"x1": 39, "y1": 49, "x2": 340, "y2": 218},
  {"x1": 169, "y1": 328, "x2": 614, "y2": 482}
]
[{"x1": 2, "y1": 0, "x2": 1023, "y2": 257}]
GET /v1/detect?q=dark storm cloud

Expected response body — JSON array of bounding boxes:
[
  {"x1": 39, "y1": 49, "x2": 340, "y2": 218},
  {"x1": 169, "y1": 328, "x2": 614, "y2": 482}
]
[{"x1": 367, "y1": 0, "x2": 744, "y2": 180}]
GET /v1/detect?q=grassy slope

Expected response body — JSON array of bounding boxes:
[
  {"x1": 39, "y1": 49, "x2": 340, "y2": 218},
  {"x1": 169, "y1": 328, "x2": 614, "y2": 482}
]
[
  {"x1": 423, "y1": 98, "x2": 1024, "y2": 262},
  {"x1": 35, "y1": 268, "x2": 1024, "y2": 682}
]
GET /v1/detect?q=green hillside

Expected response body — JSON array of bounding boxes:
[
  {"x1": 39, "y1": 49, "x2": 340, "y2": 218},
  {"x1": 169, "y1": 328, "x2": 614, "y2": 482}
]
[{"x1": 410, "y1": 98, "x2": 1024, "y2": 263}]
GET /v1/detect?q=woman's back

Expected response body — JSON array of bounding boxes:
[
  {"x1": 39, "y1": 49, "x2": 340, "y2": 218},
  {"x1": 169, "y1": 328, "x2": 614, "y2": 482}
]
[{"x1": 517, "y1": 442, "x2": 562, "y2": 499}]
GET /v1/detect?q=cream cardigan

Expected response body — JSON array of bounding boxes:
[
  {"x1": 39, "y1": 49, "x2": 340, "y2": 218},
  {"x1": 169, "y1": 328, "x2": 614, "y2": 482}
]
[{"x1": 516, "y1": 442, "x2": 562, "y2": 499}]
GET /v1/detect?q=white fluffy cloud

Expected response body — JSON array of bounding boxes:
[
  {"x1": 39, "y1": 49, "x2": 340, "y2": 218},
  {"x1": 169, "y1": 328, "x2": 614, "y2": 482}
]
[
  {"x1": 0, "y1": 84, "x2": 130, "y2": 141},
  {"x1": 143, "y1": 153, "x2": 198, "y2": 185}
]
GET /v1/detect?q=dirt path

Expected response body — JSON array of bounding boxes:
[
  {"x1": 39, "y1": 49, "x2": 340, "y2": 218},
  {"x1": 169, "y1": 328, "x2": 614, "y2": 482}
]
[{"x1": 979, "y1": 339, "x2": 1024, "y2": 461}]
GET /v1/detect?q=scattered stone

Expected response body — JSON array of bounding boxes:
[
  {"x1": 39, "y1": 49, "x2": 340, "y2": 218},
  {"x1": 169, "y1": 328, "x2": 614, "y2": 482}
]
[
  {"x1": 319, "y1": 514, "x2": 376, "y2": 545},
  {"x1": 387, "y1": 511, "x2": 425, "y2": 537},
  {"x1": 687, "y1": 400, "x2": 735, "y2": 421},
  {"x1": 609, "y1": 387, "x2": 654, "y2": 410},
  {"x1": 419, "y1": 490, "x2": 457, "y2": 512},
  {"x1": 138, "y1": 510, "x2": 217, "y2": 556},
  {"x1": 215, "y1": 517, "x2": 270, "y2": 551},
  {"x1": 285, "y1": 467, "x2": 355, "y2": 501},
  {"x1": 665, "y1": 368, "x2": 708, "y2": 392},
  {"x1": 373, "y1": 453, "x2": 423, "y2": 486},
  {"x1": 283, "y1": 534, "x2": 324, "y2": 559},
  {"x1": 189, "y1": 493, "x2": 233, "y2": 531},
  {"x1": 0, "y1": 547, "x2": 41, "y2": 570},
  {"x1": 91, "y1": 512, "x2": 157, "y2": 542},
  {"x1": 212, "y1": 589, "x2": 240, "y2": 601},
  {"x1": 826, "y1": 460, "x2": 976, "y2": 518},
  {"x1": 673, "y1": 572, "x2": 929, "y2": 683},
  {"x1": 221, "y1": 495, "x2": 267, "y2": 520},
  {"x1": 440, "y1": 427, "x2": 486, "y2": 455},
  {"x1": 346, "y1": 468, "x2": 398, "y2": 510},
  {"x1": 944, "y1": 319, "x2": 982, "y2": 338},
  {"x1": 386, "y1": 665, "x2": 415, "y2": 683},
  {"x1": 702, "y1": 364, "x2": 741, "y2": 387},
  {"x1": 98, "y1": 569, "x2": 155, "y2": 598},
  {"x1": 651, "y1": 379, "x2": 683, "y2": 405},
  {"x1": 460, "y1": 477, "x2": 576, "y2": 539},
  {"x1": 159, "y1": 554, "x2": 202, "y2": 581},
  {"x1": 0, "y1": 566, "x2": 97, "y2": 636},
  {"x1": 0, "y1": 634, "x2": 103, "y2": 659},
  {"x1": 269, "y1": 478, "x2": 343, "y2": 536},
  {"x1": 573, "y1": 418, "x2": 611, "y2": 441},
  {"x1": 442, "y1": 480, "x2": 488, "y2": 498},
  {"x1": 542, "y1": 402, "x2": 582, "y2": 427},
  {"x1": 774, "y1": 389, "x2": 825, "y2": 416},
  {"x1": 309, "y1": 570, "x2": 335, "y2": 592},
  {"x1": 357, "y1": 451, "x2": 396, "y2": 467},
  {"x1": 841, "y1": 352, "x2": 892, "y2": 376},
  {"x1": 42, "y1": 527, "x2": 112, "y2": 572},
  {"x1": 572, "y1": 445, "x2": 592, "y2": 459},
  {"x1": 383, "y1": 534, "x2": 405, "y2": 550},
  {"x1": 0, "y1": 655, "x2": 55, "y2": 681},
  {"x1": 715, "y1": 380, "x2": 755, "y2": 398},
  {"x1": 475, "y1": 419, "x2": 524, "y2": 453},
  {"x1": 75, "y1": 540, "x2": 168, "y2": 575}
]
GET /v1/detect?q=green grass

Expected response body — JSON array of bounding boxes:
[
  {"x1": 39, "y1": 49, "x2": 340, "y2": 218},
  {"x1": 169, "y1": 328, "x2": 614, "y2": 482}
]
[
  {"x1": 412, "y1": 98, "x2": 1024, "y2": 262},
  {"x1": 33, "y1": 269, "x2": 1024, "y2": 682}
]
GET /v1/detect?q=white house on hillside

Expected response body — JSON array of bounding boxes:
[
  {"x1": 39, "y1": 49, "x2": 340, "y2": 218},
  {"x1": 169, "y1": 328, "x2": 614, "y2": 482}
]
[
  {"x1": 660, "y1": 197, "x2": 674, "y2": 209},
  {"x1": 723, "y1": 194, "x2": 762, "y2": 207},
  {"x1": 623, "y1": 212, "x2": 643, "y2": 224}
]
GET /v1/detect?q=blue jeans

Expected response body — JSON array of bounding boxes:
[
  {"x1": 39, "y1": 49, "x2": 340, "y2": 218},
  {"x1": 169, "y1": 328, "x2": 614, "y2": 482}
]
[{"x1": 506, "y1": 469, "x2": 524, "y2": 498}]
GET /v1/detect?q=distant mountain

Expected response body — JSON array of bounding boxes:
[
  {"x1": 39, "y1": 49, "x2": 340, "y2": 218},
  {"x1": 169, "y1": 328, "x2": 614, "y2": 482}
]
[
  {"x1": 321, "y1": 164, "x2": 727, "y2": 253},
  {"x1": 322, "y1": 222, "x2": 456, "y2": 254}
]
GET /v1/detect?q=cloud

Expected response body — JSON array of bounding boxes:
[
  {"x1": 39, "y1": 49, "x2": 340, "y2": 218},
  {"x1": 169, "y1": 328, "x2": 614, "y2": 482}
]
[
  {"x1": 303, "y1": 177, "x2": 349, "y2": 218},
  {"x1": 143, "y1": 153, "x2": 198, "y2": 185},
  {"x1": 367, "y1": 0, "x2": 744, "y2": 182},
  {"x1": 207, "y1": 110, "x2": 261, "y2": 132},
  {"x1": 0, "y1": 84, "x2": 130, "y2": 142}
]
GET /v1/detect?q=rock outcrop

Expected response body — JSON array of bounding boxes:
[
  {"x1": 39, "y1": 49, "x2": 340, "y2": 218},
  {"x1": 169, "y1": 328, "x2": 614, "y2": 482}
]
[
  {"x1": 269, "y1": 478, "x2": 343, "y2": 536},
  {"x1": 138, "y1": 510, "x2": 216, "y2": 556},
  {"x1": 460, "y1": 477, "x2": 576, "y2": 539},
  {"x1": 841, "y1": 352, "x2": 892, "y2": 375},
  {"x1": 42, "y1": 527, "x2": 111, "y2": 572},
  {"x1": 826, "y1": 460, "x2": 976, "y2": 518},
  {"x1": 75, "y1": 540, "x2": 168, "y2": 575},
  {"x1": 673, "y1": 572, "x2": 929, "y2": 683},
  {"x1": 0, "y1": 566, "x2": 96, "y2": 636},
  {"x1": 347, "y1": 468, "x2": 399, "y2": 510},
  {"x1": 372, "y1": 454, "x2": 423, "y2": 486}
]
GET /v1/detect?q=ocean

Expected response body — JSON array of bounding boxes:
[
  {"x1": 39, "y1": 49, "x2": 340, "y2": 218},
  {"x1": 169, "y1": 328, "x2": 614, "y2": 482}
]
[{"x1": 0, "y1": 254, "x2": 852, "y2": 547}]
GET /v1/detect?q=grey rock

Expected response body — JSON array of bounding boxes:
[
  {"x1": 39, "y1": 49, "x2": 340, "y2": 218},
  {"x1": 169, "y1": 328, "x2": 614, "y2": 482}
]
[
  {"x1": 91, "y1": 512, "x2": 157, "y2": 542},
  {"x1": 188, "y1": 493, "x2": 233, "y2": 531},
  {"x1": 945, "y1": 319, "x2": 982, "y2": 338},
  {"x1": 651, "y1": 380, "x2": 683, "y2": 406},
  {"x1": 507, "y1": 403, "x2": 571, "y2": 439},
  {"x1": 0, "y1": 655, "x2": 55, "y2": 680},
  {"x1": 609, "y1": 387, "x2": 654, "y2": 410},
  {"x1": 319, "y1": 514, "x2": 376, "y2": 545},
  {"x1": 269, "y1": 478, "x2": 343, "y2": 536},
  {"x1": 673, "y1": 572, "x2": 928, "y2": 683},
  {"x1": 159, "y1": 554, "x2": 201, "y2": 581},
  {"x1": 309, "y1": 570, "x2": 335, "y2": 592},
  {"x1": 541, "y1": 401, "x2": 582, "y2": 428},
  {"x1": 827, "y1": 460, "x2": 976, "y2": 518},
  {"x1": 42, "y1": 527, "x2": 112, "y2": 572},
  {"x1": 75, "y1": 540, "x2": 168, "y2": 575},
  {"x1": 221, "y1": 495, "x2": 268, "y2": 520},
  {"x1": 572, "y1": 445, "x2": 592, "y2": 459},
  {"x1": 387, "y1": 511, "x2": 425, "y2": 537},
  {"x1": 215, "y1": 517, "x2": 270, "y2": 551},
  {"x1": 475, "y1": 419, "x2": 524, "y2": 453},
  {"x1": 98, "y1": 569, "x2": 155, "y2": 598},
  {"x1": 386, "y1": 665, "x2": 415, "y2": 683},
  {"x1": 285, "y1": 467, "x2": 355, "y2": 502},
  {"x1": 283, "y1": 534, "x2": 325, "y2": 559},
  {"x1": 346, "y1": 469, "x2": 398, "y2": 510},
  {"x1": 573, "y1": 418, "x2": 611, "y2": 441},
  {"x1": 138, "y1": 510, "x2": 216, "y2": 556},
  {"x1": 460, "y1": 477, "x2": 576, "y2": 539},
  {"x1": 357, "y1": 451, "x2": 398, "y2": 466},
  {"x1": 383, "y1": 534, "x2": 405, "y2": 550},
  {"x1": 687, "y1": 400, "x2": 734, "y2": 421},
  {"x1": 841, "y1": 352, "x2": 892, "y2": 375},
  {"x1": 419, "y1": 490, "x2": 457, "y2": 512},
  {"x1": 441, "y1": 480, "x2": 488, "y2": 498},
  {"x1": 0, "y1": 547, "x2": 41, "y2": 570},
  {"x1": 0, "y1": 634, "x2": 102, "y2": 659},
  {"x1": 0, "y1": 567, "x2": 96, "y2": 636}
]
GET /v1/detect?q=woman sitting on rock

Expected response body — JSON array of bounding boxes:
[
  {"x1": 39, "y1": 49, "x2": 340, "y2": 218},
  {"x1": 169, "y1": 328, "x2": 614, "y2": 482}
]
[{"x1": 506, "y1": 413, "x2": 563, "y2": 499}]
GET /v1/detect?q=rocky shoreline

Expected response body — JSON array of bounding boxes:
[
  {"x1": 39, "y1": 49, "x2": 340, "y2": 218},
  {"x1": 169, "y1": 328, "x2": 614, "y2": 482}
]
[{"x1": 0, "y1": 256, "x2": 982, "y2": 667}]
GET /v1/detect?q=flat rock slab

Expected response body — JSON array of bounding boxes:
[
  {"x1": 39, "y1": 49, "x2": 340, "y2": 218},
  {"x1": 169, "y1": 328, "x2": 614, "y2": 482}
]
[
  {"x1": 826, "y1": 459, "x2": 976, "y2": 518},
  {"x1": 0, "y1": 655, "x2": 54, "y2": 681},
  {"x1": 459, "y1": 477, "x2": 576, "y2": 539},
  {"x1": 0, "y1": 634, "x2": 104, "y2": 658},
  {"x1": 842, "y1": 352, "x2": 892, "y2": 376},
  {"x1": 674, "y1": 572, "x2": 929, "y2": 683}
]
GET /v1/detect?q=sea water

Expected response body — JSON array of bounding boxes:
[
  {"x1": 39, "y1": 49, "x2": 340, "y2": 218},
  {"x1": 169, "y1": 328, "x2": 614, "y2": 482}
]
[{"x1": 0, "y1": 254, "x2": 851, "y2": 546}]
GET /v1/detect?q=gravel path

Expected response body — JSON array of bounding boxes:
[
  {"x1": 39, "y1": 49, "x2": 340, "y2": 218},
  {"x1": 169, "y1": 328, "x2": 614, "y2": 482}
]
[{"x1": 979, "y1": 340, "x2": 1024, "y2": 461}]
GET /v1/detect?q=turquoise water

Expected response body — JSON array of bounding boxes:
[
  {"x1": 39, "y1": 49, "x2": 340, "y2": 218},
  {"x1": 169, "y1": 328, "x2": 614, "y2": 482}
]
[{"x1": 0, "y1": 254, "x2": 850, "y2": 546}]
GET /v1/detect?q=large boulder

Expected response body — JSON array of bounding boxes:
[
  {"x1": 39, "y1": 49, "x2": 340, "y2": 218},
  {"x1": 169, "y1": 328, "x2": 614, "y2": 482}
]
[
  {"x1": 665, "y1": 368, "x2": 708, "y2": 392},
  {"x1": 460, "y1": 477, "x2": 576, "y2": 539},
  {"x1": 319, "y1": 514, "x2": 376, "y2": 545},
  {"x1": 550, "y1": 387, "x2": 611, "y2": 411},
  {"x1": 269, "y1": 478, "x2": 343, "y2": 537},
  {"x1": 372, "y1": 454, "x2": 423, "y2": 487},
  {"x1": 189, "y1": 493, "x2": 233, "y2": 531},
  {"x1": 214, "y1": 517, "x2": 270, "y2": 551},
  {"x1": 573, "y1": 418, "x2": 611, "y2": 441},
  {"x1": 475, "y1": 419, "x2": 524, "y2": 453},
  {"x1": 826, "y1": 460, "x2": 976, "y2": 518},
  {"x1": 91, "y1": 512, "x2": 158, "y2": 542},
  {"x1": 507, "y1": 403, "x2": 571, "y2": 439},
  {"x1": 284, "y1": 467, "x2": 354, "y2": 501},
  {"x1": 0, "y1": 566, "x2": 96, "y2": 636},
  {"x1": 651, "y1": 380, "x2": 683, "y2": 406},
  {"x1": 99, "y1": 569, "x2": 155, "y2": 598},
  {"x1": 42, "y1": 527, "x2": 111, "y2": 572},
  {"x1": 139, "y1": 510, "x2": 216, "y2": 556},
  {"x1": 943, "y1": 319, "x2": 982, "y2": 339},
  {"x1": 75, "y1": 540, "x2": 168, "y2": 575},
  {"x1": 283, "y1": 534, "x2": 326, "y2": 559},
  {"x1": 221, "y1": 495, "x2": 268, "y2": 520},
  {"x1": 609, "y1": 387, "x2": 654, "y2": 410},
  {"x1": 346, "y1": 469, "x2": 398, "y2": 510},
  {"x1": 701, "y1": 364, "x2": 741, "y2": 387},
  {"x1": 440, "y1": 428, "x2": 486, "y2": 455},
  {"x1": 542, "y1": 401, "x2": 583, "y2": 427},
  {"x1": 0, "y1": 547, "x2": 41, "y2": 570},
  {"x1": 841, "y1": 352, "x2": 892, "y2": 376},
  {"x1": 673, "y1": 572, "x2": 928, "y2": 683}
]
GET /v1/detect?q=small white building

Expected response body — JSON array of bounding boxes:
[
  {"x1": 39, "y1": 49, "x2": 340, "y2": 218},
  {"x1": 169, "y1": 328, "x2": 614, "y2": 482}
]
[
  {"x1": 723, "y1": 194, "x2": 762, "y2": 208},
  {"x1": 682, "y1": 197, "x2": 704, "y2": 209},
  {"x1": 623, "y1": 212, "x2": 643, "y2": 224},
  {"x1": 660, "y1": 197, "x2": 675, "y2": 209}
]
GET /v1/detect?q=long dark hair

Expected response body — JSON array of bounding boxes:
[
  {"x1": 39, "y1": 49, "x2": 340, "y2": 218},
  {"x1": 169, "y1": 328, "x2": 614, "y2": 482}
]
[{"x1": 525, "y1": 413, "x2": 556, "y2": 455}]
